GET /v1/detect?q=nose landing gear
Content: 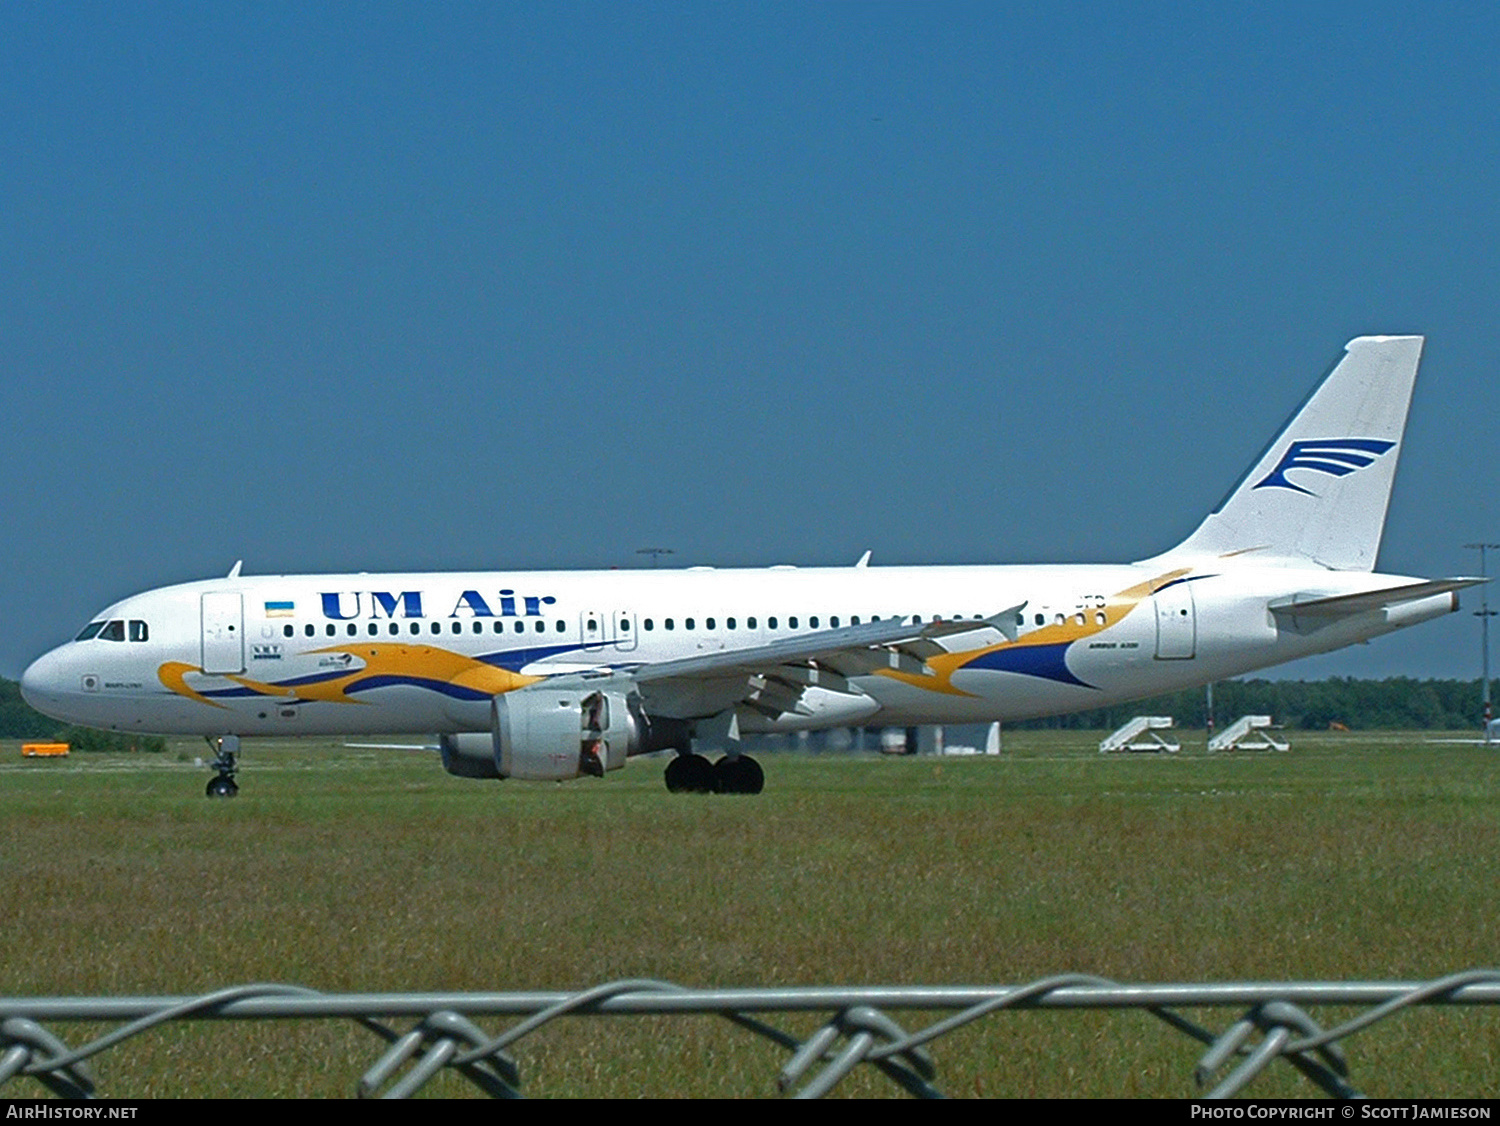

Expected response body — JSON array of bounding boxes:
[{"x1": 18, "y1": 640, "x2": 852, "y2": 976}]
[{"x1": 204, "y1": 734, "x2": 240, "y2": 798}]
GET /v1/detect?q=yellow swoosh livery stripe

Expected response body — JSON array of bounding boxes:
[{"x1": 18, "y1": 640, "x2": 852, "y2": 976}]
[
  {"x1": 158, "y1": 644, "x2": 542, "y2": 707},
  {"x1": 158, "y1": 661, "x2": 231, "y2": 708},
  {"x1": 874, "y1": 568, "x2": 1193, "y2": 695}
]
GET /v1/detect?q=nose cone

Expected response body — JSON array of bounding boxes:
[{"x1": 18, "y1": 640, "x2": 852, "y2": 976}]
[{"x1": 21, "y1": 646, "x2": 72, "y2": 722}]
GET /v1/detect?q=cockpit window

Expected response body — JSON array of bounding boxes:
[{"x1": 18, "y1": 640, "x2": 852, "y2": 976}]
[
  {"x1": 75, "y1": 621, "x2": 106, "y2": 641},
  {"x1": 99, "y1": 620, "x2": 126, "y2": 642},
  {"x1": 129, "y1": 620, "x2": 149, "y2": 642}
]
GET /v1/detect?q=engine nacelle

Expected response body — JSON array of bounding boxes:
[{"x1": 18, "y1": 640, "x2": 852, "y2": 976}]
[
  {"x1": 491, "y1": 683, "x2": 639, "y2": 781},
  {"x1": 437, "y1": 680, "x2": 691, "y2": 782},
  {"x1": 438, "y1": 732, "x2": 501, "y2": 779}
]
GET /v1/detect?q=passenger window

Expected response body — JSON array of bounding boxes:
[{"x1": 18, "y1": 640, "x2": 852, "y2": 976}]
[
  {"x1": 830, "y1": 616, "x2": 839, "y2": 628},
  {"x1": 809, "y1": 616, "x2": 819, "y2": 629},
  {"x1": 686, "y1": 618, "x2": 696, "y2": 630},
  {"x1": 410, "y1": 622, "x2": 420, "y2": 635},
  {"x1": 1035, "y1": 613, "x2": 1044, "y2": 626},
  {"x1": 283, "y1": 625, "x2": 294, "y2": 638},
  {"x1": 644, "y1": 619, "x2": 654, "y2": 631},
  {"x1": 705, "y1": 618, "x2": 714, "y2": 630},
  {"x1": 851, "y1": 615, "x2": 860, "y2": 625},
  {"x1": 555, "y1": 621, "x2": 565, "y2": 632},
  {"x1": 619, "y1": 619, "x2": 630, "y2": 632},
  {"x1": 473, "y1": 621, "x2": 483, "y2": 633},
  {"x1": 534, "y1": 620, "x2": 544, "y2": 632},
  {"x1": 493, "y1": 621, "x2": 503, "y2": 633},
  {"x1": 326, "y1": 624, "x2": 336, "y2": 637},
  {"x1": 368, "y1": 623, "x2": 378, "y2": 636},
  {"x1": 789, "y1": 616, "x2": 799, "y2": 629},
  {"x1": 306, "y1": 624, "x2": 315, "y2": 637},
  {"x1": 768, "y1": 617, "x2": 777, "y2": 629},
  {"x1": 452, "y1": 622, "x2": 462, "y2": 634},
  {"x1": 747, "y1": 616, "x2": 757, "y2": 628},
  {"x1": 666, "y1": 619, "x2": 675, "y2": 630},
  {"x1": 390, "y1": 623, "x2": 400, "y2": 635},
  {"x1": 515, "y1": 621, "x2": 524, "y2": 633},
  {"x1": 347, "y1": 623, "x2": 358, "y2": 636}
]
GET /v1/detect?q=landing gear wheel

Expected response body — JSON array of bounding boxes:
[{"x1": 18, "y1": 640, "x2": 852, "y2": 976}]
[
  {"x1": 713, "y1": 755, "x2": 764, "y2": 795},
  {"x1": 204, "y1": 734, "x2": 240, "y2": 799},
  {"x1": 205, "y1": 775, "x2": 239, "y2": 799},
  {"x1": 664, "y1": 752, "x2": 715, "y2": 793}
]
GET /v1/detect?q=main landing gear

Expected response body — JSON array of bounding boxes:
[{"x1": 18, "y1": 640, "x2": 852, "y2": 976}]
[
  {"x1": 205, "y1": 734, "x2": 240, "y2": 799},
  {"x1": 663, "y1": 750, "x2": 764, "y2": 795}
]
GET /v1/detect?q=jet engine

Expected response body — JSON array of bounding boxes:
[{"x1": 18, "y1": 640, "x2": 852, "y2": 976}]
[
  {"x1": 438, "y1": 732, "x2": 501, "y2": 779},
  {"x1": 438, "y1": 680, "x2": 690, "y2": 782}
]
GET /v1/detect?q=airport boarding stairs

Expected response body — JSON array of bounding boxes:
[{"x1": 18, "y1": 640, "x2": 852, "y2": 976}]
[
  {"x1": 1207, "y1": 715, "x2": 1289, "y2": 752},
  {"x1": 1099, "y1": 716, "x2": 1179, "y2": 754}
]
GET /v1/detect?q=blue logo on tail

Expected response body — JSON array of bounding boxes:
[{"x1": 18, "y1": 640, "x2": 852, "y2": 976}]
[{"x1": 1253, "y1": 438, "x2": 1396, "y2": 496}]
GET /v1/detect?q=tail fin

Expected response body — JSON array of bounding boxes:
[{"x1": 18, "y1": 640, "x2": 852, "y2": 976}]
[{"x1": 1151, "y1": 335, "x2": 1423, "y2": 571}]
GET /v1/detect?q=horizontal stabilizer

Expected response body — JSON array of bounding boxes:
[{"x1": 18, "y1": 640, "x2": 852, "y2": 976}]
[{"x1": 1270, "y1": 578, "x2": 1483, "y2": 619}]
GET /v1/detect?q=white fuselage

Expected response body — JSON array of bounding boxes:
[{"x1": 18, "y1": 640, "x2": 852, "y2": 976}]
[{"x1": 19, "y1": 561, "x2": 1456, "y2": 739}]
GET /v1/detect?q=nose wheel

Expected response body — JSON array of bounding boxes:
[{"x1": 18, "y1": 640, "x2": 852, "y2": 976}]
[
  {"x1": 205, "y1": 775, "x2": 239, "y2": 798},
  {"x1": 205, "y1": 734, "x2": 240, "y2": 799}
]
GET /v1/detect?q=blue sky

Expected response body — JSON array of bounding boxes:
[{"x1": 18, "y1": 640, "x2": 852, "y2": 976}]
[{"x1": 4, "y1": 3, "x2": 1499, "y2": 682}]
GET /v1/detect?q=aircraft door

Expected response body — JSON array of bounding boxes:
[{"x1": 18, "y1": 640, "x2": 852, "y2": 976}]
[
  {"x1": 201, "y1": 592, "x2": 245, "y2": 674},
  {"x1": 1154, "y1": 584, "x2": 1196, "y2": 660},
  {"x1": 581, "y1": 610, "x2": 637, "y2": 652}
]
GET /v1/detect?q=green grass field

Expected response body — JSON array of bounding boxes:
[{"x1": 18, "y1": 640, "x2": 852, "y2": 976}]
[{"x1": 2, "y1": 731, "x2": 1497, "y2": 1098}]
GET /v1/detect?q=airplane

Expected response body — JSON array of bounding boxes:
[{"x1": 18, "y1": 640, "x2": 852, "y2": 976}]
[{"x1": 20, "y1": 335, "x2": 1479, "y2": 798}]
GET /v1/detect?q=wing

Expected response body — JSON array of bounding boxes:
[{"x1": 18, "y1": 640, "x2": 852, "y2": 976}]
[{"x1": 623, "y1": 605, "x2": 1025, "y2": 726}]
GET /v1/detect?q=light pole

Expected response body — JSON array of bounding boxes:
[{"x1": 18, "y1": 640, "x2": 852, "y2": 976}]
[
  {"x1": 1465, "y1": 542, "x2": 1498, "y2": 744},
  {"x1": 636, "y1": 548, "x2": 674, "y2": 568}
]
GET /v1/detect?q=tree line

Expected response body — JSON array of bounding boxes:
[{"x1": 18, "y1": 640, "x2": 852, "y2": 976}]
[{"x1": 1013, "y1": 676, "x2": 1494, "y2": 731}]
